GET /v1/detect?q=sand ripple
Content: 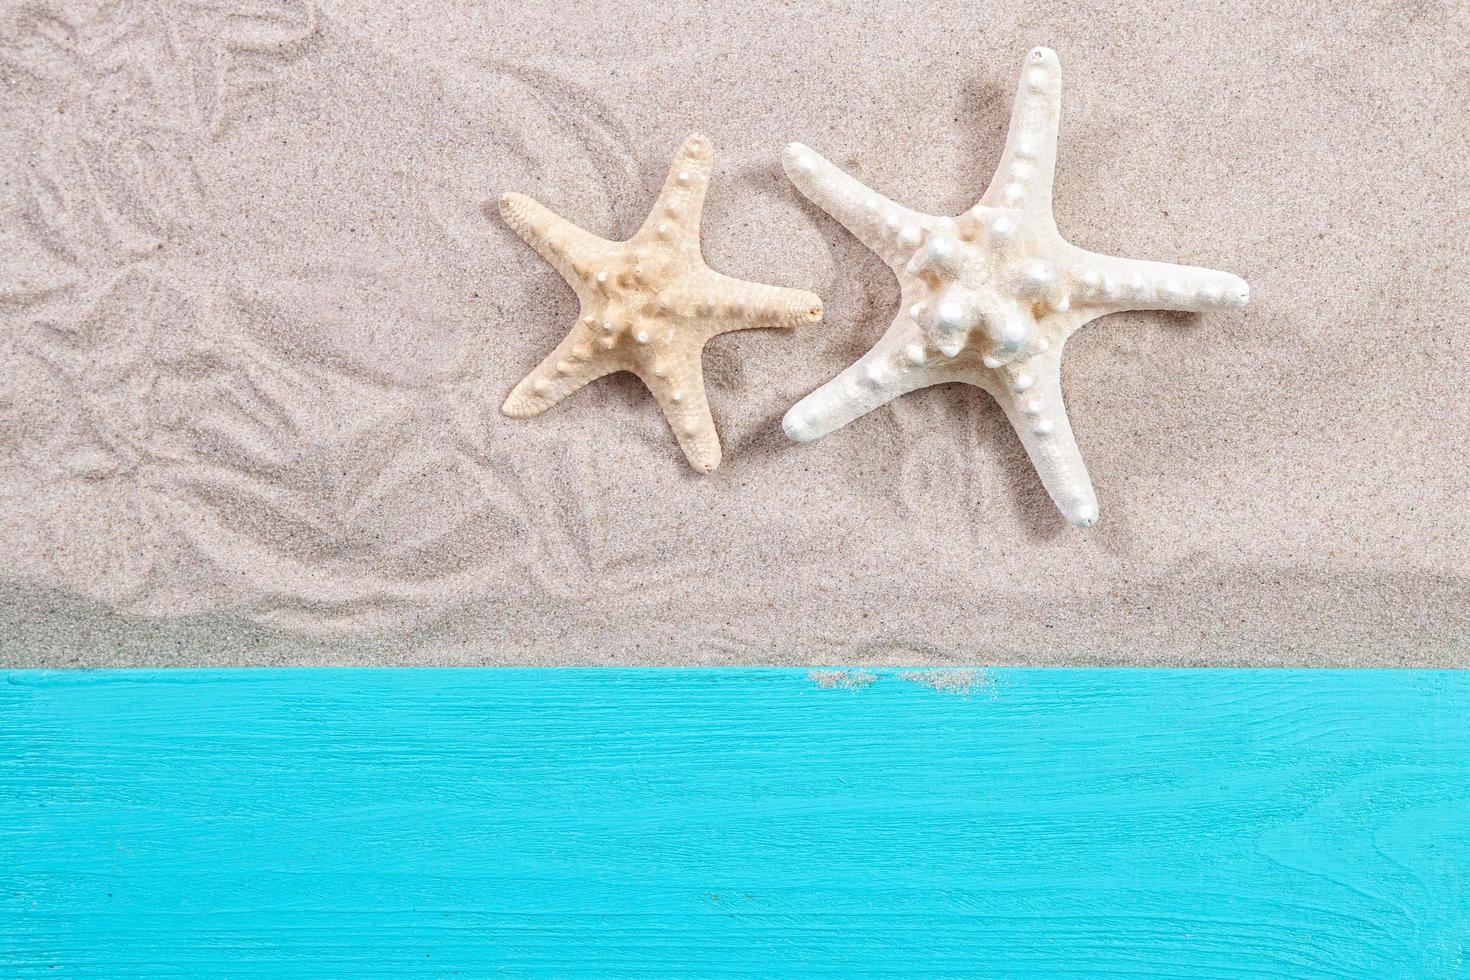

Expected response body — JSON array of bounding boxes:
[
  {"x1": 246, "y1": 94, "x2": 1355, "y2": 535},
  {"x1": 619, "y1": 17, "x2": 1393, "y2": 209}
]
[{"x1": 2, "y1": 2, "x2": 1468, "y2": 664}]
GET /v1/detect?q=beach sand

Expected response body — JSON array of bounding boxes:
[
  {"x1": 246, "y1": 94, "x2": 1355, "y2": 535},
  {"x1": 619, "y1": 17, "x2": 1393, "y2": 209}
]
[{"x1": 2, "y1": 0, "x2": 1467, "y2": 665}]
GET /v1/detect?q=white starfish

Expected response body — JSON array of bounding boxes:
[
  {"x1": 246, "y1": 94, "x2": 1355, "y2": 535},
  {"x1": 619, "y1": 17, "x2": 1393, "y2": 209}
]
[{"x1": 781, "y1": 46, "x2": 1249, "y2": 526}]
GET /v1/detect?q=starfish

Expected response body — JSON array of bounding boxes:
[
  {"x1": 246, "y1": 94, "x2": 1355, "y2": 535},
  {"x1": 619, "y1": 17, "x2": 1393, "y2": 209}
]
[
  {"x1": 780, "y1": 47, "x2": 1249, "y2": 526},
  {"x1": 499, "y1": 134, "x2": 824, "y2": 473}
]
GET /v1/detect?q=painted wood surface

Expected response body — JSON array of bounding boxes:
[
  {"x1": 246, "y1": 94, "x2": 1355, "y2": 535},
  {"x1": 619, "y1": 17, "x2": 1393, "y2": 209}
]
[{"x1": 2, "y1": 668, "x2": 1468, "y2": 977}]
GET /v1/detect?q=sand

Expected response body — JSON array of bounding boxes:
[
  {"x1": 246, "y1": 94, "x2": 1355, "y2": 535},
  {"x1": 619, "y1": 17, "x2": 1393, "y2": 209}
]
[{"x1": 1, "y1": 0, "x2": 1467, "y2": 667}]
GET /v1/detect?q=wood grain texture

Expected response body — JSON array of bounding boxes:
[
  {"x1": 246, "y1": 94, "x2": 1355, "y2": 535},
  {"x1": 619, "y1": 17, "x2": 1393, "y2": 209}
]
[{"x1": 2, "y1": 668, "x2": 1468, "y2": 977}]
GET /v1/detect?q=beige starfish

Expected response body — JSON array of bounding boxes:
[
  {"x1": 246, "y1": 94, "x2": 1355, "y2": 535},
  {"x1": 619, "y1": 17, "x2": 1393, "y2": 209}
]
[{"x1": 499, "y1": 134, "x2": 824, "y2": 473}]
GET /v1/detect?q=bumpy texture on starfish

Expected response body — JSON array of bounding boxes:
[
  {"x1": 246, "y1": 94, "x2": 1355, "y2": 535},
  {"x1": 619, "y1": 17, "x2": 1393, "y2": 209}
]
[
  {"x1": 781, "y1": 47, "x2": 1249, "y2": 526},
  {"x1": 500, "y1": 134, "x2": 824, "y2": 473}
]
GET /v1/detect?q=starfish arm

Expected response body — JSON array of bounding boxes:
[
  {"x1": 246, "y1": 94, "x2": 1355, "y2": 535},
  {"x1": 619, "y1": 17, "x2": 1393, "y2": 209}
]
[
  {"x1": 1062, "y1": 246, "x2": 1250, "y2": 321},
  {"x1": 499, "y1": 192, "x2": 614, "y2": 291},
  {"x1": 502, "y1": 329, "x2": 617, "y2": 418},
  {"x1": 638, "y1": 350, "x2": 722, "y2": 474},
  {"x1": 781, "y1": 143, "x2": 932, "y2": 270},
  {"x1": 975, "y1": 46, "x2": 1063, "y2": 221},
  {"x1": 987, "y1": 347, "x2": 1098, "y2": 526},
  {"x1": 634, "y1": 134, "x2": 715, "y2": 251},
  {"x1": 782, "y1": 315, "x2": 948, "y2": 441},
  {"x1": 658, "y1": 266, "x2": 824, "y2": 336}
]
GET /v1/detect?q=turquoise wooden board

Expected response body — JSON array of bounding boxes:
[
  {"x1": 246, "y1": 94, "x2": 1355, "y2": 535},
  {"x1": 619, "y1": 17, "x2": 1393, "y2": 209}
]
[{"x1": 2, "y1": 668, "x2": 1467, "y2": 977}]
